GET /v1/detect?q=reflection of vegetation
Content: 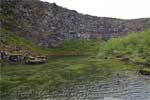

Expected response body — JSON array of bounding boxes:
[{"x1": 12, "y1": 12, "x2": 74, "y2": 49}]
[
  {"x1": 0, "y1": 57, "x2": 138, "y2": 99},
  {"x1": 139, "y1": 67, "x2": 150, "y2": 75}
]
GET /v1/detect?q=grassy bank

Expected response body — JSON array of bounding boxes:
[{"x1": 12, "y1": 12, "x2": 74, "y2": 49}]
[
  {"x1": 0, "y1": 28, "x2": 101, "y2": 56},
  {"x1": 0, "y1": 28, "x2": 49, "y2": 56},
  {"x1": 99, "y1": 30, "x2": 150, "y2": 65}
]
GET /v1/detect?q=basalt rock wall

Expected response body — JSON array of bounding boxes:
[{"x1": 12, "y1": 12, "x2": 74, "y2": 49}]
[{"x1": 1, "y1": 0, "x2": 150, "y2": 47}]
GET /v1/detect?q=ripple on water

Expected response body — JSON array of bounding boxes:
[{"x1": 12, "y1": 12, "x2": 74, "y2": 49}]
[{"x1": 45, "y1": 73, "x2": 150, "y2": 100}]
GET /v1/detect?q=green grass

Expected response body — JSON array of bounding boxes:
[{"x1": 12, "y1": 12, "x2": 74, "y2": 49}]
[
  {"x1": 99, "y1": 30, "x2": 150, "y2": 65},
  {"x1": 139, "y1": 67, "x2": 150, "y2": 75},
  {"x1": 0, "y1": 28, "x2": 49, "y2": 55},
  {"x1": 1, "y1": 29, "x2": 150, "y2": 99},
  {"x1": 0, "y1": 29, "x2": 102, "y2": 99},
  {"x1": 0, "y1": 56, "x2": 138, "y2": 100},
  {"x1": 142, "y1": 67, "x2": 150, "y2": 71},
  {"x1": 0, "y1": 28, "x2": 101, "y2": 56},
  {"x1": 49, "y1": 39, "x2": 101, "y2": 56}
]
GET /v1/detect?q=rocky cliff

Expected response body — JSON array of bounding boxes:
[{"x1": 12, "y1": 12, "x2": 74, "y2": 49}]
[{"x1": 1, "y1": 0, "x2": 150, "y2": 47}]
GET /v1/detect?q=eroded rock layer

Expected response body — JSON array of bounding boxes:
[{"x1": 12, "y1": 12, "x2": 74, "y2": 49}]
[{"x1": 1, "y1": 0, "x2": 150, "y2": 47}]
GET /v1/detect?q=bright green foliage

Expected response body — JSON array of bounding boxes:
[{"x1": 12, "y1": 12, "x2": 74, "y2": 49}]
[{"x1": 99, "y1": 31, "x2": 150, "y2": 64}]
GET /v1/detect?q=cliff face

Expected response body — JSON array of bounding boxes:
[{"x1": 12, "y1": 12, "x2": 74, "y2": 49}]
[{"x1": 1, "y1": 0, "x2": 150, "y2": 47}]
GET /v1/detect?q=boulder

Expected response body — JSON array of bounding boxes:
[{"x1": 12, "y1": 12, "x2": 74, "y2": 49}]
[
  {"x1": 0, "y1": 51, "x2": 47, "y2": 64},
  {"x1": 25, "y1": 56, "x2": 46, "y2": 64},
  {"x1": 0, "y1": 51, "x2": 26, "y2": 64},
  {"x1": 8, "y1": 54, "x2": 25, "y2": 63}
]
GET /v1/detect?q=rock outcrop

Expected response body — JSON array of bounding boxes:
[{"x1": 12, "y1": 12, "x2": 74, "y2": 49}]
[
  {"x1": 1, "y1": 0, "x2": 150, "y2": 47},
  {"x1": 0, "y1": 51, "x2": 47, "y2": 64}
]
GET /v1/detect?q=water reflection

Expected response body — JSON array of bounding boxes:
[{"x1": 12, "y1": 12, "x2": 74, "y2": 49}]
[{"x1": 45, "y1": 72, "x2": 150, "y2": 100}]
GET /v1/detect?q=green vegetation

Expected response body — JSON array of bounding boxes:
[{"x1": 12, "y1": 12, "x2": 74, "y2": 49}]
[
  {"x1": 0, "y1": 28, "x2": 49, "y2": 55},
  {"x1": 0, "y1": 29, "x2": 101, "y2": 56},
  {"x1": 139, "y1": 67, "x2": 150, "y2": 75},
  {"x1": 1, "y1": 30, "x2": 150, "y2": 99},
  {"x1": 49, "y1": 40, "x2": 101, "y2": 56},
  {"x1": 0, "y1": 28, "x2": 101, "y2": 99},
  {"x1": 99, "y1": 30, "x2": 150, "y2": 65},
  {"x1": 0, "y1": 57, "x2": 138, "y2": 100}
]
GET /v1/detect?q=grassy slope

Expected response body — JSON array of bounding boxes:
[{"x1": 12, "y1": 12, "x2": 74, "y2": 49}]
[
  {"x1": 99, "y1": 30, "x2": 150, "y2": 64},
  {"x1": 0, "y1": 28, "x2": 49, "y2": 56},
  {"x1": 50, "y1": 39, "x2": 101, "y2": 56},
  {"x1": 0, "y1": 28, "x2": 101, "y2": 56}
]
